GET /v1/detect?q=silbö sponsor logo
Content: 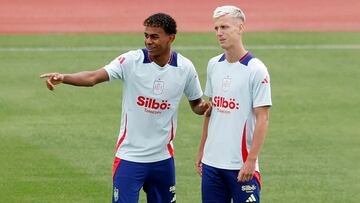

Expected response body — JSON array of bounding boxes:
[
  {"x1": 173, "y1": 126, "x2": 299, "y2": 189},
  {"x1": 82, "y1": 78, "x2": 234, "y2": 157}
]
[
  {"x1": 137, "y1": 96, "x2": 171, "y2": 114},
  {"x1": 212, "y1": 96, "x2": 239, "y2": 113}
]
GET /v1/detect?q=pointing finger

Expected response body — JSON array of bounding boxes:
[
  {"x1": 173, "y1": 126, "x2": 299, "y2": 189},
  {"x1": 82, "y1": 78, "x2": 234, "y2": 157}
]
[{"x1": 40, "y1": 73, "x2": 52, "y2": 78}]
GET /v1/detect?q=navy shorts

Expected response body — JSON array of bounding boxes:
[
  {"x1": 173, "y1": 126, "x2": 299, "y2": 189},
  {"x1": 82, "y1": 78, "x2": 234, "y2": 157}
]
[
  {"x1": 112, "y1": 157, "x2": 176, "y2": 203},
  {"x1": 202, "y1": 163, "x2": 261, "y2": 203}
]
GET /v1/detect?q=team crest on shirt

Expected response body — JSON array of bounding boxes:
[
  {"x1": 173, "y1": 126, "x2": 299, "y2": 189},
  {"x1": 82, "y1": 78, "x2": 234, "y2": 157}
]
[
  {"x1": 153, "y1": 79, "x2": 164, "y2": 95},
  {"x1": 222, "y1": 77, "x2": 232, "y2": 92}
]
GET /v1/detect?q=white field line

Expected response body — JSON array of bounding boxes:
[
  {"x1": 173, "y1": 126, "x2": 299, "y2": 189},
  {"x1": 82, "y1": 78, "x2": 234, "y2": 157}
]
[{"x1": 0, "y1": 45, "x2": 360, "y2": 52}]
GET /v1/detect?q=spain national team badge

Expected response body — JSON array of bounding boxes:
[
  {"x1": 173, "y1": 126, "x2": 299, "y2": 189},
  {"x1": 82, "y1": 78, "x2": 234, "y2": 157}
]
[
  {"x1": 153, "y1": 79, "x2": 164, "y2": 95},
  {"x1": 113, "y1": 187, "x2": 119, "y2": 202},
  {"x1": 222, "y1": 77, "x2": 231, "y2": 92}
]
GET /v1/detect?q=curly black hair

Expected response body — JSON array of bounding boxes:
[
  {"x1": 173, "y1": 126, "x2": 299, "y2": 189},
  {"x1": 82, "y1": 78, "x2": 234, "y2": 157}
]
[{"x1": 143, "y1": 13, "x2": 177, "y2": 35}]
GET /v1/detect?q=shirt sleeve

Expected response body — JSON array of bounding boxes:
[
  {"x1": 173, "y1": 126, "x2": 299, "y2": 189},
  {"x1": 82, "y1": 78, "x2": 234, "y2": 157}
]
[
  {"x1": 104, "y1": 51, "x2": 134, "y2": 81},
  {"x1": 251, "y1": 60, "x2": 272, "y2": 108},
  {"x1": 184, "y1": 63, "x2": 203, "y2": 101}
]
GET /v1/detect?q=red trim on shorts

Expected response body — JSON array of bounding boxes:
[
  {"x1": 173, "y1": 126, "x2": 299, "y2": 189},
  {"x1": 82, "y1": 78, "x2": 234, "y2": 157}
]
[
  {"x1": 241, "y1": 122, "x2": 248, "y2": 162},
  {"x1": 254, "y1": 171, "x2": 262, "y2": 190},
  {"x1": 167, "y1": 119, "x2": 174, "y2": 156}
]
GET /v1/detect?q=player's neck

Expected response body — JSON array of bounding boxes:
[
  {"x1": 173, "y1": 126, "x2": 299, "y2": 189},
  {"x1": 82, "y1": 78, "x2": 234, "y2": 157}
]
[
  {"x1": 150, "y1": 51, "x2": 172, "y2": 67},
  {"x1": 225, "y1": 42, "x2": 247, "y2": 63}
]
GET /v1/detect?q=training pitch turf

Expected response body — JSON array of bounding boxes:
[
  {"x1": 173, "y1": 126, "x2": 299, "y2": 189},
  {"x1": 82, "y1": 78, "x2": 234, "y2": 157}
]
[{"x1": 0, "y1": 32, "x2": 359, "y2": 202}]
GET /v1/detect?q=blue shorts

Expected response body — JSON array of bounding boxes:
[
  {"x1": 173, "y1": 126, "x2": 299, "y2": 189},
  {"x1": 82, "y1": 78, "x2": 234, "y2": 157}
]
[
  {"x1": 202, "y1": 163, "x2": 261, "y2": 203},
  {"x1": 112, "y1": 157, "x2": 176, "y2": 203}
]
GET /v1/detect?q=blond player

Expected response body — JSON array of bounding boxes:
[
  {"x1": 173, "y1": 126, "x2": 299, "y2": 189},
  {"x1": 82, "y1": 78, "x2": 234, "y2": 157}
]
[{"x1": 196, "y1": 6, "x2": 272, "y2": 203}]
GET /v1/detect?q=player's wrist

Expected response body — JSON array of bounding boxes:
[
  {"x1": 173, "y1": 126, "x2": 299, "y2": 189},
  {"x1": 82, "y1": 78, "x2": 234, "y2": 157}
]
[
  {"x1": 246, "y1": 156, "x2": 257, "y2": 162},
  {"x1": 59, "y1": 73, "x2": 67, "y2": 83}
]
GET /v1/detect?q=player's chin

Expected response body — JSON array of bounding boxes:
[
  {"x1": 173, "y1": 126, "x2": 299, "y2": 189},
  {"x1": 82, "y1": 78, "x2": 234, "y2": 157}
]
[
  {"x1": 148, "y1": 50, "x2": 161, "y2": 58},
  {"x1": 218, "y1": 42, "x2": 228, "y2": 49}
]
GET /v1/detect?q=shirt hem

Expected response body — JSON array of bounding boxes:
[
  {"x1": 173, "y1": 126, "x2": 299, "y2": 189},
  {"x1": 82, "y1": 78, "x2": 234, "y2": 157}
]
[
  {"x1": 187, "y1": 93, "x2": 203, "y2": 101},
  {"x1": 253, "y1": 102, "x2": 272, "y2": 108},
  {"x1": 115, "y1": 154, "x2": 172, "y2": 163},
  {"x1": 202, "y1": 158, "x2": 260, "y2": 171}
]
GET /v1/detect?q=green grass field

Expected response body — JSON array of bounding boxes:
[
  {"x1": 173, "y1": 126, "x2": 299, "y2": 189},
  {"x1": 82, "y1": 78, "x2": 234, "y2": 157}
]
[{"x1": 1, "y1": 32, "x2": 360, "y2": 202}]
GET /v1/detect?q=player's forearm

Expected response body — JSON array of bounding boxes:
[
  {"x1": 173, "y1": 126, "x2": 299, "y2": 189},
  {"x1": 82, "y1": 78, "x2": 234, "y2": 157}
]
[
  {"x1": 62, "y1": 71, "x2": 97, "y2": 86},
  {"x1": 62, "y1": 69, "x2": 108, "y2": 87},
  {"x1": 198, "y1": 116, "x2": 210, "y2": 153}
]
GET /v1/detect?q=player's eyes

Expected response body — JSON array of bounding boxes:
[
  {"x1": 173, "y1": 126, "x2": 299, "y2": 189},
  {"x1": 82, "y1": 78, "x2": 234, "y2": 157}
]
[
  {"x1": 150, "y1": 35, "x2": 159, "y2": 40},
  {"x1": 144, "y1": 34, "x2": 159, "y2": 40},
  {"x1": 214, "y1": 25, "x2": 228, "y2": 31}
]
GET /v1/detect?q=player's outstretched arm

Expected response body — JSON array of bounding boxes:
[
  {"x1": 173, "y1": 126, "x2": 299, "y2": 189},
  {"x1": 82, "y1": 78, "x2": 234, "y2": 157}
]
[{"x1": 40, "y1": 68, "x2": 109, "y2": 91}]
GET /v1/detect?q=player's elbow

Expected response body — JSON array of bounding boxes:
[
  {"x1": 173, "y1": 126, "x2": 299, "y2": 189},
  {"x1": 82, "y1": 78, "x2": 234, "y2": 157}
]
[
  {"x1": 87, "y1": 70, "x2": 108, "y2": 86},
  {"x1": 257, "y1": 113, "x2": 269, "y2": 124},
  {"x1": 86, "y1": 74, "x2": 102, "y2": 86}
]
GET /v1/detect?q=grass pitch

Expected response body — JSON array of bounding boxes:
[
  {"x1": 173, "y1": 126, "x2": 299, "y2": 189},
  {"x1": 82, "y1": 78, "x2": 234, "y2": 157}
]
[{"x1": 0, "y1": 32, "x2": 359, "y2": 202}]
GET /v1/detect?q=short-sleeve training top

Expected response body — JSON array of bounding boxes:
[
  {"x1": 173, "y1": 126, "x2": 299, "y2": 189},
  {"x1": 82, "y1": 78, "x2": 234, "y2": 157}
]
[
  {"x1": 203, "y1": 52, "x2": 272, "y2": 170},
  {"x1": 105, "y1": 48, "x2": 203, "y2": 163}
]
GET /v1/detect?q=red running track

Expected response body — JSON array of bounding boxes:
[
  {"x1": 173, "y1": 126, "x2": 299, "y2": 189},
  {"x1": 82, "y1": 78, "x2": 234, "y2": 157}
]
[{"x1": 0, "y1": 0, "x2": 359, "y2": 33}]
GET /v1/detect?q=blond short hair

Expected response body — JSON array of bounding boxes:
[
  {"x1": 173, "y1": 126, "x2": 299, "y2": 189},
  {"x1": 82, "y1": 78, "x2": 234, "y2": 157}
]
[{"x1": 213, "y1": 5, "x2": 245, "y2": 22}]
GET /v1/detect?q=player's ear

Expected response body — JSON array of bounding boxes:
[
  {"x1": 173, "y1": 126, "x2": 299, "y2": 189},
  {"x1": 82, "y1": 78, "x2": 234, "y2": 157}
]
[
  {"x1": 239, "y1": 23, "x2": 245, "y2": 34},
  {"x1": 168, "y1": 34, "x2": 176, "y2": 43}
]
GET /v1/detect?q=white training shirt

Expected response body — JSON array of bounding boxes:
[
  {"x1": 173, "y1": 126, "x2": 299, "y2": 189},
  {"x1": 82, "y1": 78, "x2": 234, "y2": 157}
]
[
  {"x1": 202, "y1": 52, "x2": 272, "y2": 170},
  {"x1": 104, "y1": 48, "x2": 203, "y2": 163}
]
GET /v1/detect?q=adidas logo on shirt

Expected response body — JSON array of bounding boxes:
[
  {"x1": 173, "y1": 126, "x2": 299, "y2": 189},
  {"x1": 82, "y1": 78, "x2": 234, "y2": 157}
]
[
  {"x1": 261, "y1": 75, "x2": 269, "y2": 84},
  {"x1": 245, "y1": 194, "x2": 257, "y2": 202}
]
